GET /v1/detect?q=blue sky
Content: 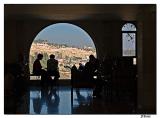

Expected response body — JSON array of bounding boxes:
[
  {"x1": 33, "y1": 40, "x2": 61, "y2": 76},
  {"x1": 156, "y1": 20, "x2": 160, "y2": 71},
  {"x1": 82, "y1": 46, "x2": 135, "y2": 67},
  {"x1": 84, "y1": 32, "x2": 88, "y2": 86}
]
[{"x1": 34, "y1": 23, "x2": 95, "y2": 48}]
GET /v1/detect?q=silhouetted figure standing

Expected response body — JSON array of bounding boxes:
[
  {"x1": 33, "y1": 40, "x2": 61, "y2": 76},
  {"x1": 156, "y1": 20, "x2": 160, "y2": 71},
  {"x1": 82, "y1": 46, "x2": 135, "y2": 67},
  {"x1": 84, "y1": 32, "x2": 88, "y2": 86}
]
[
  {"x1": 78, "y1": 63, "x2": 84, "y2": 72},
  {"x1": 84, "y1": 55, "x2": 104, "y2": 97},
  {"x1": 71, "y1": 65, "x2": 78, "y2": 86},
  {"x1": 47, "y1": 54, "x2": 60, "y2": 83},
  {"x1": 78, "y1": 63, "x2": 85, "y2": 83},
  {"x1": 84, "y1": 55, "x2": 99, "y2": 84}
]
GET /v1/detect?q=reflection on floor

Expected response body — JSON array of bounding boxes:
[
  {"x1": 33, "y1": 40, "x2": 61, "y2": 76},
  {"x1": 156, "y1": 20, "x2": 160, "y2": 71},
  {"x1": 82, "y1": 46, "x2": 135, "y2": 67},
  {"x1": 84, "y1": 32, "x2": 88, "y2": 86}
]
[
  {"x1": 5, "y1": 85, "x2": 136, "y2": 114},
  {"x1": 29, "y1": 86, "x2": 135, "y2": 114},
  {"x1": 72, "y1": 88, "x2": 93, "y2": 110},
  {"x1": 29, "y1": 87, "x2": 93, "y2": 114},
  {"x1": 30, "y1": 86, "x2": 71, "y2": 114}
]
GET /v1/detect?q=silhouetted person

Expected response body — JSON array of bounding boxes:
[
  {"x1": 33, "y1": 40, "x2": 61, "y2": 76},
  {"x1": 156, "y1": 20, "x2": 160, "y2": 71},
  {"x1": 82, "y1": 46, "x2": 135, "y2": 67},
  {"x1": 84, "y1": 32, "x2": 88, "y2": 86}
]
[
  {"x1": 78, "y1": 63, "x2": 84, "y2": 72},
  {"x1": 84, "y1": 55, "x2": 99, "y2": 83},
  {"x1": 84, "y1": 55, "x2": 104, "y2": 97},
  {"x1": 33, "y1": 54, "x2": 48, "y2": 85},
  {"x1": 33, "y1": 54, "x2": 43, "y2": 75},
  {"x1": 78, "y1": 63, "x2": 85, "y2": 83},
  {"x1": 47, "y1": 54, "x2": 60, "y2": 83},
  {"x1": 71, "y1": 65, "x2": 78, "y2": 86}
]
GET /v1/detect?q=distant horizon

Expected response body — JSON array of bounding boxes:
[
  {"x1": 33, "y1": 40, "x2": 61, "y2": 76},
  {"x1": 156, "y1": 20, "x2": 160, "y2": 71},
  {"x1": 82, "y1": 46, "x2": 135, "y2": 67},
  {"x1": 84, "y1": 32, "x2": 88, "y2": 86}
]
[
  {"x1": 33, "y1": 39, "x2": 95, "y2": 49},
  {"x1": 34, "y1": 23, "x2": 95, "y2": 48}
]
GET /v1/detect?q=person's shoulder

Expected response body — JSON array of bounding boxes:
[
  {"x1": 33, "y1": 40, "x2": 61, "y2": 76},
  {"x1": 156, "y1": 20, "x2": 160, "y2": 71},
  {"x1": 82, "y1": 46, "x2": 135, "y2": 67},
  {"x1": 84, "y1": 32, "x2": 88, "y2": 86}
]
[
  {"x1": 55, "y1": 59, "x2": 58, "y2": 62},
  {"x1": 34, "y1": 59, "x2": 39, "y2": 63},
  {"x1": 85, "y1": 62, "x2": 89, "y2": 66},
  {"x1": 86, "y1": 62, "x2": 89, "y2": 64},
  {"x1": 47, "y1": 59, "x2": 51, "y2": 61}
]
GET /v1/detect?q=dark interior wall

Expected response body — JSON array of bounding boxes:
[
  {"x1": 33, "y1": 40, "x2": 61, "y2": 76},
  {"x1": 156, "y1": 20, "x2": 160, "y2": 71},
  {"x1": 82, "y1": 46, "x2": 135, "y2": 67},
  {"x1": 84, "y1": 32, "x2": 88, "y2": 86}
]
[
  {"x1": 137, "y1": 6, "x2": 156, "y2": 113},
  {"x1": 4, "y1": 19, "x2": 53, "y2": 65},
  {"x1": 4, "y1": 20, "x2": 18, "y2": 64},
  {"x1": 142, "y1": 11, "x2": 156, "y2": 113},
  {"x1": 72, "y1": 20, "x2": 122, "y2": 59},
  {"x1": 4, "y1": 19, "x2": 123, "y2": 66}
]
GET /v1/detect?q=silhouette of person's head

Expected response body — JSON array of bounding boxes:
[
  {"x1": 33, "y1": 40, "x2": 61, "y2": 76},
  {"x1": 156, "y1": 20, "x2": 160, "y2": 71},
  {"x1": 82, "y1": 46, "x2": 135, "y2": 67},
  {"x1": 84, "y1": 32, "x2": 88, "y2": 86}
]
[
  {"x1": 79, "y1": 63, "x2": 83, "y2": 66},
  {"x1": 37, "y1": 54, "x2": 43, "y2": 60},
  {"x1": 72, "y1": 64, "x2": 77, "y2": 70},
  {"x1": 89, "y1": 55, "x2": 96, "y2": 63},
  {"x1": 50, "y1": 54, "x2": 55, "y2": 59}
]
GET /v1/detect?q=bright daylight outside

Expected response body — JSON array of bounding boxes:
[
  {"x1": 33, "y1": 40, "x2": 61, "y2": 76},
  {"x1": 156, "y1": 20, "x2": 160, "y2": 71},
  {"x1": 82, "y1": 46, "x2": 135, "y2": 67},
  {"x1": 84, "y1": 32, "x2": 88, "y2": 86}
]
[{"x1": 30, "y1": 23, "x2": 96, "y2": 80}]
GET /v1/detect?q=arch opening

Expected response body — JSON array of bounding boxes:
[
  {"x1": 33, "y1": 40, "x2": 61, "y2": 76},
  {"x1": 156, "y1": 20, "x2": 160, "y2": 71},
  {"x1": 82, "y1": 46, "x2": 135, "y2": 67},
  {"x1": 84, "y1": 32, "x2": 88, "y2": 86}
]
[{"x1": 29, "y1": 23, "x2": 97, "y2": 80}]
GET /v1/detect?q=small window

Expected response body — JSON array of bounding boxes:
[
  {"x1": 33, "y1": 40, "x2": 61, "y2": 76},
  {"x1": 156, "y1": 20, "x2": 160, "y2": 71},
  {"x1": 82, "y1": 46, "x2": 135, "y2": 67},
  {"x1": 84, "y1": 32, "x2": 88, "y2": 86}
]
[
  {"x1": 122, "y1": 23, "x2": 136, "y2": 56},
  {"x1": 122, "y1": 23, "x2": 136, "y2": 31}
]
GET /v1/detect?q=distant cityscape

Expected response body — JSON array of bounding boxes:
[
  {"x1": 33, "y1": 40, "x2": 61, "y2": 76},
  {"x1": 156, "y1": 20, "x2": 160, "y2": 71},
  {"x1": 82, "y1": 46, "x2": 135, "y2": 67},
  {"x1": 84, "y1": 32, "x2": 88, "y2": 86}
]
[{"x1": 30, "y1": 40, "x2": 96, "y2": 79}]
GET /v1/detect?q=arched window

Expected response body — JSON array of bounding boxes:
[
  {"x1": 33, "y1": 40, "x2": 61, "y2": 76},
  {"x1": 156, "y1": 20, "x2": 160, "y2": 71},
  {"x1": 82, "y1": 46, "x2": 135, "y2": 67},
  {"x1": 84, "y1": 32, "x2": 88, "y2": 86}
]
[{"x1": 122, "y1": 23, "x2": 136, "y2": 56}]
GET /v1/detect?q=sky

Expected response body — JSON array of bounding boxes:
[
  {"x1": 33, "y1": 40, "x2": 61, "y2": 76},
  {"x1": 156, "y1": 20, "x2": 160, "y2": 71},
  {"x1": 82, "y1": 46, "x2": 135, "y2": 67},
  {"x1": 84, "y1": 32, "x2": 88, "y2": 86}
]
[{"x1": 34, "y1": 23, "x2": 95, "y2": 48}]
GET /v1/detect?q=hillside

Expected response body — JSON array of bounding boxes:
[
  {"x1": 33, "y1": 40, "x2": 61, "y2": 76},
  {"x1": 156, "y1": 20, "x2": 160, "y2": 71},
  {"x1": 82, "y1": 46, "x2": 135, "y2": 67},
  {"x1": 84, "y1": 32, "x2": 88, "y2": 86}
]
[{"x1": 30, "y1": 41, "x2": 96, "y2": 79}]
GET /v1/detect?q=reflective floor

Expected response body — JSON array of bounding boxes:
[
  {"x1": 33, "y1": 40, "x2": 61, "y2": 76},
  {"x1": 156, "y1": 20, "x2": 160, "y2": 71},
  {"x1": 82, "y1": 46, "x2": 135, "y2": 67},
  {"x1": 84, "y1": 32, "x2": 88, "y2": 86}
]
[
  {"x1": 29, "y1": 86, "x2": 93, "y2": 114},
  {"x1": 29, "y1": 86, "x2": 135, "y2": 114},
  {"x1": 29, "y1": 86, "x2": 71, "y2": 114},
  {"x1": 5, "y1": 85, "x2": 136, "y2": 114}
]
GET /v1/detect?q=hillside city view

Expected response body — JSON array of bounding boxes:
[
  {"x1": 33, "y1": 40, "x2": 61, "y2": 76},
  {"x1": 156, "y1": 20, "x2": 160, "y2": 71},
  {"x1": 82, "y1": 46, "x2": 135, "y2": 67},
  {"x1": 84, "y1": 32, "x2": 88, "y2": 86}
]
[{"x1": 30, "y1": 40, "x2": 96, "y2": 79}]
